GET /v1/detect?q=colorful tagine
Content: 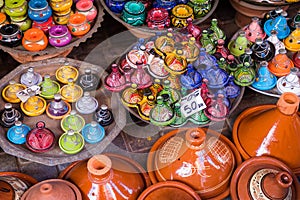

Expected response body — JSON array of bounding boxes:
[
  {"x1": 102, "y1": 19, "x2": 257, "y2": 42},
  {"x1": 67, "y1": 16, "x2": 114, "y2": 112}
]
[
  {"x1": 276, "y1": 67, "x2": 300, "y2": 96},
  {"x1": 7, "y1": 120, "x2": 31, "y2": 145},
  {"x1": 1, "y1": 81, "x2": 26, "y2": 104},
  {"x1": 233, "y1": 92, "x2": 300, "y2": 173},
  {"x1": 147, "y1": 127, "x2": 242, "y2": 199},
  {"x1": 59, "y1": 153, "x2": 151, "y2": 200},
  {"x1": 0, "y1": 103, "x2": 23, "y2": 128},
  {"x1": 20, "y1": 89, "x2": 47, "y2": 117},
  {"x1": 60, "y1": 78, "x2": 83, "y2": 103},
  {"x1": 55, "y1": 64, "x2": 79, "y2": 84},
  {"x1": 75, "y1": 91, "x2": 98, "y2": 114},
  {"x1": 94, "y1": 104, "x2": 114, "y2": 126},
  {"x1": 268, "y1": 48, "x2": 294, "y2": 77},
  {"x1": 59, "y1": 129, "x2": 85, "y2": 154},
  {"x1": 81, "y1": 121, "x2": 105, "y2": 144},
  {"x1": 20, "y1": 67, "x2": 42, "y2": 87},
  {"x1": 252, "y1": 61, "x2": 277, "y2": 91},
  {"x1": 46, "y1": 93, "x2": 71, "y2": 120},
  {"x1": 61, "y1": 110, "x2": 85, "y2": 132},
  {"x1": 39, "y1": 74, "x2": 60, "y2": 99}
]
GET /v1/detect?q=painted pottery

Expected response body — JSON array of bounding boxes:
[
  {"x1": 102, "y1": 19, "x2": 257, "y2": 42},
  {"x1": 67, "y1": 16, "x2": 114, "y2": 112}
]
[
  {"x1": 153, "y1": 0, "x2": 176, "y2": 11},
  {"x1": 243, "y1": 17, "x2": 266, "y2": 43},
  {"x1": 10, "y1": 15, "x2": 32, "y2": 32},
  {"x1": 126, "y1": 45, "x2": 149, "y2": 69},
  {"x1": 53, "y1": 8, "x2": 72, "y2": 25},
  {"x1": 26, "y1": 121, "x2": 55, "y2": 152},
  {"x1": 28, "y1": 0, "x2": 52, "y2": 22},
  {"x1": 230, "y1": 156, "x2": 300, "y2": 200},
  {"x1": 193, "y1": 47, "x2": 217, "y2": 69},
  {"x1": 171, "y1": 4, "x2": 194, "y2": 28},
  {"x1": 215, "y1": 39, "x2": 229, "y2": 59},
  {"x1": 233, "y1": 62, "x2": 256, "y2": 86},
  {"x1": 0, "y1": 24, "x2": 23, "y2": 47},
  {"x1": 276, "y1": 68, "x2": 300, "y2": 96},
  {"x1": 50, "y1": 0, "x2": 73, "y2": 13},
  {"x1": 0, "y1": 103, "x2": 23, "y2": 128},
  {"x1": 181, "y1": 17, "x2": 202, "y2": 41},
  {"x1": 209, "y1": 18, "x2": 226, "y2": 43},
  {"x1": 154, "y1": 32, "x2": 175, "y2": 57},
  {"x1": 4, "y1": 0, "x2": 27, "y2": 17},
  {"x1": 284, "y1": 24, "x2": 300, "y2": 52},
  {"x1": 158, "y1": 79, "x2": 180, "y2": 104},
  {"x1": 104, "y1": 63, "x2": 127, "y2": 92},
  {"x1": 32, "y1": 16, "x2": 55, "y2": 34},
  {"x1": 146, "y1": 52, "x2": 169, "y2": 79},
  {"x1": 2, "y1": 80, "x2": 26, "y2": 103},
  {"x1": 267, "y1": 30, "x2": 286, "y2": 55},
  {"x1": 250, "y1": 38, "x2": 275, "y2": 63},
  {"x1": 188, "y1": 0, "x2": 211, "y2": 18},
  {"x1": 293, "y1": 51, "x2": 300, "y2": 69},
  {"x1": 67, "y1": 13, "x2": 90, "y2": 36},
  {"x1": 49, "y1": 25, "x2": 72, "y2": 47},
  {"x1": 46, "y1": 93, "x2": 71, "y2": 120},
  {"x1": 39, "y1": 74, "x2": 60, "y2": 99},
  {"x1": 21, "y1": 179, "x2": 82, "y2": 200},
  {"x1": 121, "y1": 1, "x2": 146, "y2": 26},
  {"x1": 121, "y1": 83, "x2": 143, "y2": 108},
  {"x1": 22, "y1": 28, "x2": 48, "y2": 51},
  {"x1": 237, "y1": 48, "x2": 254, "y2": 68},
  {"x1": 137, "y1": 181, "x2": 202, "y2": 200},
  {"x1": 0, "y1": 172, "x2": 37, "y2": 200},
  {"x1": 224, "y1": 76, "x2": 241, "y2": 98},
  {"x1": 81, "y1": 121, "x2": 105, "y2": 144},
  {"x1": 288, "y1": 9, "x2": 300, "y2": 31},
  {"x1": 130, "y1": 61, "x2": 153, "y2": 89},
  {"x1": 20, "y1": 91, "x2": 46, "y2": 116},
  {"x1": 204, "y1": 93, "x2": 229, "y2": 121},
  {"x1": 268, "y1": 48, "x2": 294, "y2": 77},
  {"x1": 180, "y1": 64, "x2": 202, "y2": 90},
  {"x1": 181, "y1": 37, "x2": 200, "y2": 63},
  {"x1": 76, "y1": 0, "x2": 97, "y2": 22},
  {"x1": 7, "y1": 121, "x2": 30, "y2": 144},
  {"x1": 232, "y1": 92, "x2": 300, "y2": 173},
  {"x1": 59, "y1": 129, "x2": 85, "y2": 154},
  {"x1": 200, "y1": 29, "x2": 215, "y2": 54},
  {"x1": 59, "y1": 153, "x2": 151, "y2": 200},
  {"x1": 94, "y1": 104, "x2": 114, "y2": 126},
  {"x1": 164, "y1": 49, "x2": 187, "y2": 75},
  {"x1": 136, "y1": 93, "x2": 156, "y2": 121},
  {"x1": 264, "y1": 14, "x2": 290, "y2": 40},
  {"x1": 252, "y1": 61, "x2": 277, "y2": 91},
  {"x1": 228, "y1": 31, "x2": 251, "y2": 57},
  {"x1": 105, "y1": 0, "x2": 126, "y2": 13},
  {"x1": 55, "y1": 64, "x2": 79, "y2": 84},
  {"x1": 149, "y1": 95, "x2": 175, "y2": 126},
  {"x1": 60, "y1": 78, "x2": 83, "y2": 103},
  {"x1": 147, "y1": 127, "x2": 242, "y2": 199},
  {"x1": 75, "y1": 91, "x2": 98, "y2": 114},
  {"x1": 61, "y1": 110, "x2": 85, "y2": 132},
  {"x1": 20, "y1": 67, "x2": 42, "y2": 87},
  {"x1": 146, "y1": 8, "x2": 170, "y2": 29},
  {"x1": 77, "y1": 68, "x2": 101, "y2": 91}
]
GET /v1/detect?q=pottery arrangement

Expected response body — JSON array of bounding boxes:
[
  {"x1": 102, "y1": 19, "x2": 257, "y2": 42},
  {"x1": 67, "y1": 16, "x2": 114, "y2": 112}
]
[{"x1": 228, "y1": 8, "x2": 300, "y2": 98}]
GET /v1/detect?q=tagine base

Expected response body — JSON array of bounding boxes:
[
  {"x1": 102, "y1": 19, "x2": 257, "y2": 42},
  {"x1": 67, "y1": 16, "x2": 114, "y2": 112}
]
[{"x1": 0, "y1": 58, "x2": 125, "y2": 166}]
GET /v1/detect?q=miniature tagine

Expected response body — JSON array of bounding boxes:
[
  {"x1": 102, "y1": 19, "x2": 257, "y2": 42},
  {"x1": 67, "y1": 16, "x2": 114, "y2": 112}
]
[
  {"x1": 147, "y1": 127, "x2": 242, "y2": 199},
  {"x1": 232, "y1": 92, "x2": 300, "y2": 173},
  {"x1": 230, "y1": 156, "x2": 300, "y2": 200},
  {"x1": 81, "y1": 121, "x2": 105, "y2": 144},
  {"x1": 252, "y1": 61, "x2": 277, "y2": 91},
  {"x1": 293, "y1": 51, "x2": 300, "y2": 69},
  {"x1": 75, "y1": 91, "x2": 98, "y2": 114},
  {"x1": 55, "y1": 64, "x2": 79, "y2": 84},
  {"x1": 46, "y1": 93, "x2": 71, "y2": 120},
  {"x1": 2, "y1": 80, "x2": 26, "y2": 104},
  {"x1": 250, "y1": 37, "x2": 275, "y2": 63},
  {"x1": 21, "y1": 179, "x2": 82, "y2": 200},
  {"x1": 20, "y1": 89, "x2": 46, "y2": 117},
  {"x1": 149, "y1": 95, "x2": 175, "y2": 126},
  {"x1": 59, "y1": 153, "x2": 151, "y2": 200},
  {"x1": 268, "y1": 48, "x2": 294, "y2": 77},
  {"x1": 0, "y1": 103, "x2": 23, "y2": 128},
  {"x1": 7, "y1": 120, "x2": 31, "y2": 145},
  {"x1": 61, "y1": 110, "x2": 85, "y2": 132},
  {"x1": 267, "y1": 30, "x2": 286, "y2": 55},
  {"x1": 20, "y1": 67, "x2": 42, "y2": 87},
  {"x1": 264, "y1": 13, "x2": 290, "y2": 40},
  {"x1": 276, "y1": 67, "x2": 300, "y2": 96},
  {"x1": 39, "y1": 74, "x2": 60, "y2": 99},
  {"x1": 94, "y1": 104, "x2": 114, "y2": 126},
  {"x1": 77, "y1": 68, "x2": 101, "y2": 91},
  {"x1": 243, "y1": 17, "x2": 266, "y2": 43},
  {"x1": 284, "y1": 24, "x2": 300, "y2": 52},
  {"x1": 59, "y1": 129, "x2": 85, "y2": 154},
  {"x1": 26, "y1": 121, "x2": 55, "y2": 153},
  {"x1": 228, "y1": 31, "x2": 251, "y2": 57},
  {"x1": 60, "y1": 78, "x2": 83, "y2": 103}
]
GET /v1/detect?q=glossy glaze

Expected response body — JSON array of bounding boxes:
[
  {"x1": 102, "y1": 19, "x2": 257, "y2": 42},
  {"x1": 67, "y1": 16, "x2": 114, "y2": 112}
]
[
  {"x1": 284, "y1": 25, "x2": 300, "y2": 52},
  {"x1": 170, "y1": 4, "x2": 194, "y2": 28},
  {"x1": 0, "y1": 24, "x2": 23, "y2": 47},
  {"x1": 60, "y1": 78, "x2": 83, "y2": 103},
  {"x1": 2, "y1": 81, "x2": 26, "y2": 103},
  {"x1": 276, "y1": 68, "x2": 300, "y2": 96},
  {"x1": 146, "y1": 7, "x2": 170, "y2": 29},
  {"x1": 67, "y1": 13, "x2": 90, "y2": 36},
  {"x1": 39, "y1": 74, "x2": 60, "y2": 99},
  {"x1": 59, "y1": 129, "x2": 85, "y2": 154},
  {"x1": 76, "y1": 0, "x2": 97, "y2": 22},
  {"x1": 264, "y1": 14, "x2": 290, "y2": 40},
  {"x1": 77, "y1": 68, "x2": 101, "y2": 91},
  {"x1": 49, "y1": 25, "x2": 72, "y2": 47},
  {"x1": 46, "y1": 93, "x2": 71, "y2": 120},
  {"x1": 0, "y1": 103, "x2": 23, "y2": 128},
  {"x1": 228, "y1": 31, "x2": 251, "y2": 57},
  {"x1": 121, "y1": 1, "x2": 146, "y2": 26},
  {"x1": 75, "y1": 91, "x2": 98, "y2": 114},
  {"x1": 7, "y1": 121, "x2": 31, "y2": 144},
  {"x1": 61, "y1": 110, "x2": 85, "y2": 132},
  {"x1": 55, "y1": 64, "x2": 79, "y2": 84},
  {"x1": 243, "y1": 17, "x2": 266, "y2": 43},
  {"x1": 28, "y1": 0, "x2": 52, "y2": 22},
  {"x1": 94, "y1": 104, "x2": 114, "y2": 126},
  {"x1": 20, "y1": 93, "x2": 46, "y2": 116},
  {"x1": 32, "y1": 16, "x2": 55, "y2": 34},
  {"x1": 252, "y1": 61, "x2": 277, "y2": 91},
  {"x1": 268, "y1": 48, "x2": 294, "y2": 77},
  {"x1": 20, "y1": 67, "x2": 42, "y2": 87},
  {"x1": 81, "y1": 121, "x2": 105, "y2": 144}
]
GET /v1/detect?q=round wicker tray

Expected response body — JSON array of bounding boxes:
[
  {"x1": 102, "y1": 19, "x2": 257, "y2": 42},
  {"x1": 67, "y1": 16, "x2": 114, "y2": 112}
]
[
  {"x1": 100, "y1": 0, "x2": 219, "y2": 38},
  {"x1": 0, "y1": 0, "x2": 105, "y2": 63}
]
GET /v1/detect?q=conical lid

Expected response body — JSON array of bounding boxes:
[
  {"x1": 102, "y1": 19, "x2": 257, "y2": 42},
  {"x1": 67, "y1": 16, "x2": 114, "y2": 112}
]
[
  {"x1": 148, "y1": 127, "x2": 242, "y2": 199},
  {"x1": 233, "y1": 92, "x2": 300, "y2": 173}
]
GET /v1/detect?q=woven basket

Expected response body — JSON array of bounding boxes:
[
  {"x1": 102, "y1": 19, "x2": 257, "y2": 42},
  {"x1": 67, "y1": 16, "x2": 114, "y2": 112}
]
[
  {"x1": 0, "y1": 0, "x2": 105, "y2": 63},
  {"x1": 100, "y1": 0, "x2": 219, "y2": 38}
]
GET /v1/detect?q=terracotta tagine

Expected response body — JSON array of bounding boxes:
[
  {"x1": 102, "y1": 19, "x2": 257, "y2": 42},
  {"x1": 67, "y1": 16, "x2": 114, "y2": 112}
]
[
  {"x1": 39, "y1": 74, "x2": 60, "y2": 99},
  {"x1": 60, "y1": 78, "x2": 83, "y2": 103},
  {"x1": 58, "y1": 153, "x2": 151, "y2": 200},
  {"x1": 2, "y1": 80, "x2": 26, "y2": 103},
  {"x1": 7, "y1": 120, "x2": 31, "y2": 144},
  {"x1": 46, "y1": 93, "x2": 71, "y2": 120},
  {"x1": 59, "y1": 129, "x2": 85, "y2": 154},
  {"x1": 0, "y1": 172, "x2": 37, "y2": 200},
  {"x1": 21, "y1": 179, "x2": 82, "y2": 200},
  {"x1": 81, "y1": 121, "x2": 105, "y2": 144},
  {"x1": 26, "y1": 121, "x2": 55, "y2": 153},
  {"x1": 232, "y1": 92, "x2": 300, "y2": 174},
  {"x1": 55, "y1": 64, "x2": 79, "y2": 84},
  {"x1": 276, "y1": 67, "x2": 300, "y2": 96},
  {"x1": 20, "y1": 67, "x2": 42, "y2": 87},
  {"x1": 137, "y1": 181, "x2": 202, "y2": 200},
  {"x1": 147, "y1": 127, "x2": 242, "y2": 199},
  {"x1": 61, "y1": 110, "x2": 85, "y2": 132},
  {"x1": 268, "y1": 48, "x2": 294, "y2": 77},
  {"x1": 0, "y1": 103, "x2": 23, "y2": 128},
  {"x1": 230, "y1": 156, "x2": 300, "y2": 200}
]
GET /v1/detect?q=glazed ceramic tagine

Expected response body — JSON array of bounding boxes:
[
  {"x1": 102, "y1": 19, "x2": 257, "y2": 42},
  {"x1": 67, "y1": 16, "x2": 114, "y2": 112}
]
[
  {"x1": 170, "y1": 4, "x2": 194, "y2": 28},
  {"x1": 0, "y1": 24, "x2": 23, "y2": 47},
  {"x1": 0, "y1": 172, "x2": 37, "y2": 200},
  {"x1": 7, "y1": 120, "x2": 30, "y2": 144},
  {"x1": 146, "y1": 7, "x2": 170, "y2": 30},
  {"x1": 59, "y1": 129, "x2": 85, "y2": 154},
  {"x1": 228, "y1": 31, "x2": 251, "y2": 57},
  {"x1": 293, "y1": 51, "x2": 300, "y2": 69},
  {"x1": 55, "y1": 64, "x2": 79, "y2": 84},
  {"x1": 149, "y1": 95, "x2": 175, "y2": 126},
  {"x1": 268, "y1": 48, "x2": 294, "y2": 77},
  {"x1": 22, "y1": 27, "x2": 48, "y2": 52},
  {"x1": 0, "y1": 103, "x2": 23, "y2": 128},
  {"x1": 126, "y1": 44, "x2": 149, "y2": 69},
  {"x1": 46, "y1": 93, "x2": 71, "y2": 120},
  {"x1": 154, "y1": 32, "x2": 175, "y2": 57},
  {"x1": 20, "y1": 67, "x2": 42, "y2": 87},
  {"x1": 264, "y1": 12, "x2": 290, "y2": 40},
  {"x1": 39, "y1": 74, "x2": 60, "y2": 99},
  {"x1": 94, "y1": 104, "x2": 114, "y2": 126},
  {"x1": 20, "y1": 89, "x2": 46, "y2": 117},
  {"x1": 146, "y1": 50, "x2": 169, "y2": 79},
  {"x1": 61, "y1": 110, "x2": 85, "y2": 133},
  {"x1": 137, "y1": 181, "x2": 201, "y2": 200},
  {"x1": 59, "y1": 153, "x2": 151, "y2": 200},
  {"x1": 104, "y1": 63, "x2": 127, "y2": 92},
  {"x1": 232, "y1": 92, "x2": 300, "y2": 174},
  {"x1": 251, "y1": 61, "x2": 277, "y2": 91},
  {"x1": 147, "y1": 127, "x2": 242, "y2": 199},
  {"x1": 81, "y1": 121, "x2": 105, "y2": 144},
  {"x1": 2, "y1": 80, "x2": 26, "y2": 103},
  {"x1": 284, "y1": 24, "x2": 300, "y2": 52},
  {"x1": 230, "y1": 156, "x2": 300, "y2": 200},
  {"x1": 121, "y1": 83, "x2": 143, "y2": 108},
  {"x1": 243, "y1": 17, "x2": 266, "y2": 43},
  {"x1": 250, "y1": 37, "x2": 275, "y2": 63},
  {"x1": 77, "y1": 68, "x2": 101, "y2": 91},
  {"x1": 26, "y1": 121, "x2": 55, "y2": 153},
  {"x1": 21, "y1": 179, "x2": 82, "y2": 200},
  {"x1": 267, "y1": 30, "x2": 286, "y2": 55},
  {"x1": 288, "y1": 9, "x2": 300, "y2": 31},
  {"x1": 75, "y1": 91, "x2": 98, "y2": 114},
  {"x1": 277, "y1": 68, "x2": 300, "y2": 96},
  {"x1": 164, "y1": 49, "x2": 187, "y2": 75},
  {"x1": 60, "y1": 78, "x2": 83, "y2": 103}
]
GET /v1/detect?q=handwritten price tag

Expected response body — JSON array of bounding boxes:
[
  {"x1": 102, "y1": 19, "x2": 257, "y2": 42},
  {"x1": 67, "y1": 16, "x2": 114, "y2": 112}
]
[
  {"x1": 16, "y1": 85, "x2": 41, "y2": 102},
  {"x1": 180, "y1": 89, "x2": 206, "y2": 118}
]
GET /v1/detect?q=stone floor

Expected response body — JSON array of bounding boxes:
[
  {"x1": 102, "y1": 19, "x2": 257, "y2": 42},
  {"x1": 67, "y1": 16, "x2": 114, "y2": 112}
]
[{"x1": 0, "y1": 0, "x2": 299, "y2": 193}]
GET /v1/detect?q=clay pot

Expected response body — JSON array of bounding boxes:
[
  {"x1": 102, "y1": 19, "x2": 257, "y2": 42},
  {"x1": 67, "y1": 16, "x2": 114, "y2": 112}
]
[
  {"x1": 22, "y1": 28, "x2": 48, "y2": 51},
  {"x1": 232, "y1": 92, "x2": 300, "y2": 174},
  {"x1": 147, "y1": 127, "x2": 242, "y2": 200},
  {"x1": 21, "y1": 179, "x2": 82, "y2": 200},
  {"x1": 59, "y1": 153, "x2": 151, "y2": 200},
  {"x1": 230, "y1": 156, "x2": 300, "y2": 200},
  {"x1": 0, "y1": 171, "x2": 37, "y2": 200},
  {"x1": 138, "y1": 181, "x2": 201, "y2": 200}
]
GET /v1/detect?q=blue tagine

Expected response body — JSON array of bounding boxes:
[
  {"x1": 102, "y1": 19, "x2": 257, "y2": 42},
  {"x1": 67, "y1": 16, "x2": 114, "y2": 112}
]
[
  {"x1": 252, "y1": 61, "x2": 277, "y2": 91},
  {"x1": 7, "y1": 121, "x2": 31, "y2": 144},
  {"x1": 180, "y1": 64, "x2": 202, "y2": 90},
  {"x1": 81, "y1": 121, "x2": 105, "y2": 144},
  {"x1": 264, "y1": 13, "x2": 290, "y2": 40}
]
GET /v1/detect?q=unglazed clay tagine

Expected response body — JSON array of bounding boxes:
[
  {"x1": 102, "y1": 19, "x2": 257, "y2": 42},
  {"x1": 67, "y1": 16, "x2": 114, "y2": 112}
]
[
  {"x1": 137, "y1": 181, "x2": 201, "y2": 200},
  {"x1": 21, "y1": 179, "x2": 82, "y2": 200},
  {"x1": 230, "y1": 156, "x2": 300, "y2": 200},
  {"x1": 59, "y1": 153, "x2": 151, "y2": 200},
  {"x1": 147, "y1": 127, "x2": 242, "y2": 200},
  {"x1": 232, "y1": 92, "x2": 300, "y2": 174}
]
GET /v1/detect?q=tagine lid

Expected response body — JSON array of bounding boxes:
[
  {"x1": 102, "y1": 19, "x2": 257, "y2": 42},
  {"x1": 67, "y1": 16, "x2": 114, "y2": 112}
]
[
  {"x1": 232, "y1": 92, "x2": 300, "y2": 172},
  {"x1": 137, "y1": 181, "x2": 202, "y2": 200},
  {"x1": 147, "y1": 127, "x2": 242, "y2": 199},
  {"x1": 2, "y1": 80, "x2": 26, "y2": 103},
  {"x1": 230, "y1": 156, "x2": 300, "y2": 200},
  {"x1": 21, "y1": 179, "x2": 82, "y2": 200}
]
